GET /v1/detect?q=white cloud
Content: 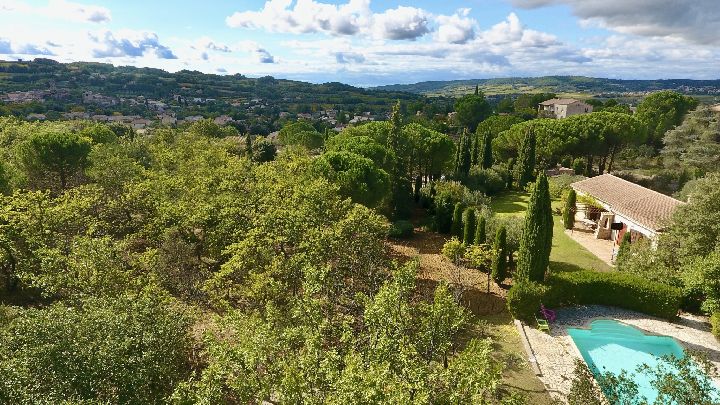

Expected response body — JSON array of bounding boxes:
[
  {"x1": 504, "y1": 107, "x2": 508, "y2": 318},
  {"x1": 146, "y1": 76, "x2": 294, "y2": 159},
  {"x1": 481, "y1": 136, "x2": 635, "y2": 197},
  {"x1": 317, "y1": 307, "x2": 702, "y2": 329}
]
[
  {"x1": 372, "y1": 6, "x2": 430, "y2": 40},
  {"x1": 237, "y1": 40, "x2": 276, "y2": 63},
  {"x1": 436, "y1": 8, "x2": 475, "y2": 44},
  {"x1": 512, "y1": 0, "x2": 720, "y2": 45},
  {"x1": 0, "y1": 37, "x2": 54, "y2": 55},
  {"x1": 226, "y1": 0, "x2": 371, "y2": 36},
  {"x1": 90, "y1": 30, "x2": 177, "y2": 59},
  {"x1": 1, "y1": 0, "x2": 111, "y2": 24},
  {"x1": 335, "y1": 51, "x2": 365, "y2": 63}
]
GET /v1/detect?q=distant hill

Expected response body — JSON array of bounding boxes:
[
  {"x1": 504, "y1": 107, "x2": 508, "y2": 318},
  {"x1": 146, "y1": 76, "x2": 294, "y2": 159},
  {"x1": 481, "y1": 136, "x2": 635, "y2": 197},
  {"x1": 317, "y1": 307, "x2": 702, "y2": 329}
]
[
  {"x1": 0, "y1": 58, "x2": 420, "y2": 113},
  {"x1": 373, "y1": 76, "x2": 720, "y2": 101}
]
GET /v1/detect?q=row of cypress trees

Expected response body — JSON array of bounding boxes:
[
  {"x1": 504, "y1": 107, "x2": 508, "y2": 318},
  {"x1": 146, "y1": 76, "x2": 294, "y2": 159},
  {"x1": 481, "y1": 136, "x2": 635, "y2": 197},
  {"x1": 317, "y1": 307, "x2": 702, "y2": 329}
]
[
  {"x1": 450, "y1": 204, "x2": 509, "y2": 284},
  {"x1": 453, "y1": 129, "x2": 495, "y2": 179}
]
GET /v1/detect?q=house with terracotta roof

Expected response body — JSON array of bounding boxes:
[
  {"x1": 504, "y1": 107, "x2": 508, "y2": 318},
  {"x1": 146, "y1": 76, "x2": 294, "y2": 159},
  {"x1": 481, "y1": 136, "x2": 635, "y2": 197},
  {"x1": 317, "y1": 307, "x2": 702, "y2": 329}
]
[
  {"x1": 571, "y1": 174, "x2": 684, "y2": 244},
  {"x1": 538, "y1": 98, "x2": 593, "y2": 119}
]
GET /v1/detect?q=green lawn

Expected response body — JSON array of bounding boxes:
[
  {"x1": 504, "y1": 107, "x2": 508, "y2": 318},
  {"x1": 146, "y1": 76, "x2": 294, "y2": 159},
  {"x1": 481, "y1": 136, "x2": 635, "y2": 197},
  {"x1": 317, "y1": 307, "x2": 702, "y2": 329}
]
[{"x1": 489, "y1": 191, "x2": 612, "y2": 273}]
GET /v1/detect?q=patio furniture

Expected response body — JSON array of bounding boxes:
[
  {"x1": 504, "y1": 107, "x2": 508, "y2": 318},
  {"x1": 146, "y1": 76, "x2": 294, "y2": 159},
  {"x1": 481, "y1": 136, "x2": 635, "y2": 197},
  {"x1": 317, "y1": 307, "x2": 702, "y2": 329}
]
[
  {"x1": 535, "y1": 316, "x2": 550, "y2": 333},
  {"x1": 540, "y1": 303, "x2": 556, "y2": 322}
]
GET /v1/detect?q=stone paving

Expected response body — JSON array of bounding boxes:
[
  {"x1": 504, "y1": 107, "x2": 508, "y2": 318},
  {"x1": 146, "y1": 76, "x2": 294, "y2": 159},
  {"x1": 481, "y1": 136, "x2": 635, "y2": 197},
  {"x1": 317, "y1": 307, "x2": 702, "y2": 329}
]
[
  {"x1": 564, "y1": 227, "x2": 617, "y2": 267},
  {"x1": 522, "y1": 305, "x2": 720, "y2": 401}
]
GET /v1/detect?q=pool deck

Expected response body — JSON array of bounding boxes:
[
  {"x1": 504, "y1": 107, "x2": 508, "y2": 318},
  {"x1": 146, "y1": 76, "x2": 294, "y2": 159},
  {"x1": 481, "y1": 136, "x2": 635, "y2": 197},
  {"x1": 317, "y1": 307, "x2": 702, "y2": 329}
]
[{"x1": 521, "y1": 305, "x2": 720, "y2": 401}]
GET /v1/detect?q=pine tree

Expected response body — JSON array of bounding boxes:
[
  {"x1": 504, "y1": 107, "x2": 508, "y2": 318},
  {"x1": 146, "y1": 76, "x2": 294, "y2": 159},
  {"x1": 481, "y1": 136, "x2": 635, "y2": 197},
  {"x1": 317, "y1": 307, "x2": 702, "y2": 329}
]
[
  {"x1": 517, "y1": 173, "x2": 553, "y2": 282},
  {"x1": 491, "y1": 226, "x2": 508, "y2": 284},
  {"x1": 463, "y1": 208, "x2": 476, "y2": 245},
  {"x1": 475, "y1": 216, "x2": 486, "y2": 245},
  {"x1": 450, "y1": 202, "x2": 465, "y2": 238},
  {"x1": 563, "y1": 189, "x2": 577, "y2": 230},
  {"x1": 514, "y1": 127, "x2": 536, "y2": 189},
  {"x1": 481, "y1": 131, "x2": 493, "y2": 170}
]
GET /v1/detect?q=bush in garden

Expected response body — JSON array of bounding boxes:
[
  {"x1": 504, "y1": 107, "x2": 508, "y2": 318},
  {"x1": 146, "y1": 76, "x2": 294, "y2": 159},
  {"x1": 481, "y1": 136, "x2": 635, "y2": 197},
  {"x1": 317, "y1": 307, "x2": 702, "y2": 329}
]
[
  {"x1": 563, "y1": 188, "x2": 577, "y2": 230},
  {"x1": 388, "y1": 220, "x2": 414, "y2": 239},
  {"x1": 442, "y1": 237, "x2": 466, "y2": 264},
  {"x1": 711, "y1": 312, "x2": 720, "y2": 341},
  {"x1": 450, "y1": 202, "x2": 464, "y2": 238},
  {"x1": 466, "y1": 166, "x2": 506, "y2": 195},
  {"x1": 546, "y1": 271, "x2": 682, "y2": 320},
  {"x1": 491, "y1": 226, "x2": 508, "y2": 284},
  {"x1": 506, "y1": 281, "x2": 547, "y2": 322}
]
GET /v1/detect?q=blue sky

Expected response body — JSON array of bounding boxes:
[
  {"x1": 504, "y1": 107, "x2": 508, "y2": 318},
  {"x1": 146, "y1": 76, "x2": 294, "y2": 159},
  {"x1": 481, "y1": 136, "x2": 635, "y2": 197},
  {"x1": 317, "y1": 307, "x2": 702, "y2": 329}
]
[{"x1": 0, "y1": 0, "x2": 718, "y2": 86}]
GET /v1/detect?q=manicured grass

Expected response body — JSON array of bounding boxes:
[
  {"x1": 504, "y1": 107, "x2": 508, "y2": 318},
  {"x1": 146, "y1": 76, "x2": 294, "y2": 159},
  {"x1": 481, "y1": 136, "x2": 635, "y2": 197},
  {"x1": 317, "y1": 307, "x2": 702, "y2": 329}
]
[{"x1": 489, "y1": 191, "x2": 612, "y2": 273}]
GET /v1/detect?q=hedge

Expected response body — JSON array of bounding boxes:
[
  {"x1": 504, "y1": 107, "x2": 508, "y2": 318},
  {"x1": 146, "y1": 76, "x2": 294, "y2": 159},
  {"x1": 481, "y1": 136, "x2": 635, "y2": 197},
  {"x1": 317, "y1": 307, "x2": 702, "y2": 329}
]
[
  {"x1": 506, "y1": 281, "x2": 548, "y2": 322},
  {"x1": 545, "y1": 271, "x2": 682, "y2": 320},
  {"x1": 711, "y1": 312, "x2": 720, "y2": 341}
]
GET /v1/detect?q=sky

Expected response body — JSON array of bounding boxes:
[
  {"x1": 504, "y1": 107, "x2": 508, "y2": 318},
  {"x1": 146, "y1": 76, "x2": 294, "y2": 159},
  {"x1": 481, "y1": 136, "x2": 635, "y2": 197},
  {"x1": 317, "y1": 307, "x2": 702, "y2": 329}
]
[{"x1": 0, "y1": 0, "x2": 718, "y2": 87}]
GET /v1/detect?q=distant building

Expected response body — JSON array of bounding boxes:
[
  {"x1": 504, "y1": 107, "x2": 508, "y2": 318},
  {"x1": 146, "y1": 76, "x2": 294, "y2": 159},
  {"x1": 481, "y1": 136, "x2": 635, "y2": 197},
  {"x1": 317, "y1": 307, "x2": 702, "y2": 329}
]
[
  {"x1": 213, "y1": 115, "x2": 234, "y2": 126},
  {"x1": 710, "y1": 103, "x2": 720, "y2": 113},
  {"x1": 538, "y1": 98, "x2": 593, "y2": 119}
]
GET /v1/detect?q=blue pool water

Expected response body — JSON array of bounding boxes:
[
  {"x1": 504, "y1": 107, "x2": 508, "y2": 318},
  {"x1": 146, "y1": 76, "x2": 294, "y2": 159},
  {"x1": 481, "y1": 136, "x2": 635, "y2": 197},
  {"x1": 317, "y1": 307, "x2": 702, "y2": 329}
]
[{"x1": 568, "y1": 320, "x2": 696, "y2": 402}]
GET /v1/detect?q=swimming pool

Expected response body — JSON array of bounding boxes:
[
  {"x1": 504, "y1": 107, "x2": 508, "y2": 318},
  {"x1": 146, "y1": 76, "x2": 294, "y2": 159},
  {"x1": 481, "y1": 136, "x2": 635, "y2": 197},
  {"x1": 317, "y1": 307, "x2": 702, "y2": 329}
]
[{"x1": 568, "y1": 319, "x2": 694, "y2": 402}]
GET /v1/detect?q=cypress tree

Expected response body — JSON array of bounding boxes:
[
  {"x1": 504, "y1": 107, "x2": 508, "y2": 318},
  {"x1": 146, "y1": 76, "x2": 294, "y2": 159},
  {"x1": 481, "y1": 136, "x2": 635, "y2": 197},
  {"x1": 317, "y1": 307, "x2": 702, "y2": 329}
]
[
  {"x1": 481, "y1": 131, "x2": 493, "y2": 170},
  {"x1": 245, "y1": 134, "x2": 253, "y2": 157},
  {"x1": 491, "y1": 226, "x2": 508, "y2": 284},
  {"x1": 463, "y1": 208, "x2": 476, "y2": 245},
  {"x1": 517, "y1": 173, "x2": 553, "y2": 282},
  {"x1": 450, "y1": 202, "x2": 464, "y2": 238},
  {"x1": 474, "y1": 84, "x2": 479, "y2": 95},
  {"x1": 459, "y1": 129, "x2": 472, "y2": 178},
  {"x1": 386, "y1": 101, "x2": 411, "y2": 219},
  {"x1": 471, "y1": 135, "x2": 480, "y2": 166},
  {"x1": 563, "y1": 189, "x2": 577, "y2": 230},
  {"x1": 475, "y1": 216, "x2": 486, "y2": 245},
  {"x1": 514, "y1": 127, "x2": 536, "y2": 189}
]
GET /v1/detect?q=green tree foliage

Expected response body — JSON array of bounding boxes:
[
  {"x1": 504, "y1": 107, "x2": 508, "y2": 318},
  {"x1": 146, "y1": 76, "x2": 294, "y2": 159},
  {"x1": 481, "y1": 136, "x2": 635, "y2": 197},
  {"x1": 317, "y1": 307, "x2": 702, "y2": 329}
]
[
  {"x1": 636, "y1": 90, "x2": 698, "y2": 148},
  {"x1": 562, "y1": 189, "x2": 576, "y2": 230},
  {"x1": 615, "y1": 231, "x2": 632, "y2": 265},
  {"x1": 442, "y1": 237, "x2": 466, "y2": 264},
  {"x1": 517, "y1": 174, "x2": 553, "y2": 282},
  {"x1": 662, "y1": 106, "x2": 720, "y2": 174},
  {"x1": 513, "y1": 127, "x2": 536, "y2": 189},
  {"x1": 491, "y1": 226, "x2": 508, "y2": 284},
  {"x1": 278, "y1": 120, "x2": 324, "y2": 149},
  {"x1": 453, "y1": 129, "x2": 472, "y2": 180},
  {"x1": 454, "y1": 93, "x2": 492, "y2": 132},
  {"x1": 475, "y1": 215, "x2": 487, "y2": 245},
  {"x1": 79, "y1": 122, "x2": 118, "y2": 144},
  {"x1": 326, "y1": 134, "x2": 392, "y2": 168},
  {"x1": 481, "y1": 131, "x2": 493, "y2": 169},
  {"x1": 386, "y1": 102, "x2": 413, "y2": 219},
  {"x1": 18, "y1": 129, "x2": 92, "y2": 190},
  {"x1": 450, "y1": 202, "x2": 465, "y2": 238},
  {"x1": 250, "y1": 137, "x2": 277, "y2": 162},
  {"x1": 188, "y1": 118, "x2": 238, "y2": 138},
  {"x1": 0, "y1": 160, "x2": 9, "y2": 195},
  {"x1": 0, "y1": 292, "x2": 192, "y2": 404},
  {"x1": 312, "y1": 151, "x2": 390, "y2": 208},
  {"x1": 495, "y1": 112, "x2": 645, "y2": 174},
  {"x1": 513, "y1": 93, "x2": 555, "y2": 118},
  {"x1": 463, "y1": 208, "x2": 476, "y2": 245},
  {"x1": 475, "y1": 115, "x2": 524, "y2": 139}
]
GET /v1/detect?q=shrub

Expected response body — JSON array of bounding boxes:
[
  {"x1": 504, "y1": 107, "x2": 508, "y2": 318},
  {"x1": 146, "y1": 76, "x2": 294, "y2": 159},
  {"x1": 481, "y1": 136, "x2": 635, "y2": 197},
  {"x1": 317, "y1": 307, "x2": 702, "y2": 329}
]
[
  {"x1": 711, "y1": 312, "x2": 720, "y2": 340},
  {"x1": 506, "y1": 281, "x2": 547, "y2": 322},
  {"x1": 442, "y1": 237, "x2": 465, "y2": 264},
  {"x1": 388, "y1": 220, "x2": 414, "y2": 239},
  {"x1": 466, "y1": 167, "x2": 506, "y2": 195},
  {"x1": 562, "y1": 189, "x2": 577, "y2": 230},
  {"x1": 572, "y1": 158, "x2": 586, "y2": 175},
  {"x1": 546, "y1": 271, "x2": 682, "y2": 320}
]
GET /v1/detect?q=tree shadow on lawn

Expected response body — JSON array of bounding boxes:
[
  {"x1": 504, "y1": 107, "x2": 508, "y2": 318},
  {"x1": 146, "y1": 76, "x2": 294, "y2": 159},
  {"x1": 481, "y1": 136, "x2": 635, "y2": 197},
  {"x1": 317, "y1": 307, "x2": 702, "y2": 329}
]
[{"x1": 549, "y1": 260, "x2": 585, "y2": 273}]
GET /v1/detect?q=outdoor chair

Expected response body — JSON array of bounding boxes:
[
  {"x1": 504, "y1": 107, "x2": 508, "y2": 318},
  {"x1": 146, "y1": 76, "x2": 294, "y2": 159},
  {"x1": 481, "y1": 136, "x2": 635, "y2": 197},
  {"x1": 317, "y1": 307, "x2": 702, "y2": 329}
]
[{"x1": 535, "y1": 315, "x2": 550, "y2": 333}]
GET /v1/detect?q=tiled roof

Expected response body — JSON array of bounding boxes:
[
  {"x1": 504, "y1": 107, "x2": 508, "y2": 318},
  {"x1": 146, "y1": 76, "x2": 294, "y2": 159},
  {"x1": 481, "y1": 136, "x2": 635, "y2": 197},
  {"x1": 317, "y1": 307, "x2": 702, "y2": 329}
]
[
  {"x1": 539, "y1": 98, "x2": 581, "y2": 106},
  {"x1": 571, "y1": 174, "x2": 684, "y2": 232}
]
